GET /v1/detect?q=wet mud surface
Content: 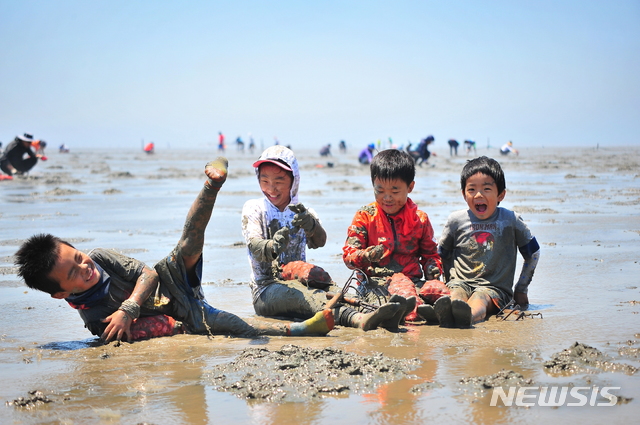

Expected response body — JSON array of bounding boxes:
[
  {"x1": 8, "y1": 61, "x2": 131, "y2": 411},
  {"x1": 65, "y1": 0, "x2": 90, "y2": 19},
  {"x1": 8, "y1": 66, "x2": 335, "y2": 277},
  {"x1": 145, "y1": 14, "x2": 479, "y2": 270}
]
[
  {"x1": 208, "y1": 344, "x2": 421, "y2": 402},
  {"x1": 1, "y1": 146, "x2": 640, "y2": 424},
  {"x1": 544, "y1": 341, "x2": 638, "y2": 376},
  {"x1": 460, "y1": 369, "x2": 535, "y2": 389},
  {"x1": 6, "y1": 391, "x2": 55, "y2": 409}
]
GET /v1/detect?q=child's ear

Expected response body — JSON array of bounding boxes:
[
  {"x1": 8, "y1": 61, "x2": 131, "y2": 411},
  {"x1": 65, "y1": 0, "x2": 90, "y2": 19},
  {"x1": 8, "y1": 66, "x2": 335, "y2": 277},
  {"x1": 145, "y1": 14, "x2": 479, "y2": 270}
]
[
  {"x1": 498, "y1": 189, "x2": 507, "y2": 203},
  {"x1": 408, "y1": 181, "x2": 415, "y2": 193},
  {"x1": 51, "y1": 292, "x2": 67, "y2": 299}
]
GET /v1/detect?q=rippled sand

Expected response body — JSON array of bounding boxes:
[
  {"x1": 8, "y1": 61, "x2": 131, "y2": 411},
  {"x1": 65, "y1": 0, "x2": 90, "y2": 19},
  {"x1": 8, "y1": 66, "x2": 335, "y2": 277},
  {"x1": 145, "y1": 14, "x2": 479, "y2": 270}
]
[{"x1": 1, "y1": 145, "x2": 639, "y2": 424}]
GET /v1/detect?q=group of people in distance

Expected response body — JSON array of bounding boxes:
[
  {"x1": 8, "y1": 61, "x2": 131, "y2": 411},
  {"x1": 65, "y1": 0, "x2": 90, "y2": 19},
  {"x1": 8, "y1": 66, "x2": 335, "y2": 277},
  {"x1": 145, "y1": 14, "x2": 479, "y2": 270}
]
[
  {"x1": 363, "y1": 136, "x2": 434, "y2": 166},
  {"x1": 15, "y1": 144, "x2": 539, "y2": 343}
]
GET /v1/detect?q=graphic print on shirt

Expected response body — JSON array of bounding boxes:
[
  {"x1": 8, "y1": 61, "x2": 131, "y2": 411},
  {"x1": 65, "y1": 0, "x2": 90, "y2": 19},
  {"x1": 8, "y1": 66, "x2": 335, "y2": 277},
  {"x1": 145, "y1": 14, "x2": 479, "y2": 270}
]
[{"x1": 467, "y1": 227, "x2": 496, "y2": 276}]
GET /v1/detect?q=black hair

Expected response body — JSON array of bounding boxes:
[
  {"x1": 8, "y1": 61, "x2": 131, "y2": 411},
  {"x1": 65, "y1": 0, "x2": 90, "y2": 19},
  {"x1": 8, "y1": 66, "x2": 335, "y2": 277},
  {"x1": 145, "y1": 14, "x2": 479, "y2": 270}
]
[
  {"x1": 460, "y1": 156, "x2": 506, "y2": 194},
  {"x1": 15, "y1": 234, "x2": 72, "y2": 295},
  {"x1": 370, "y1": 149, "x2": 415, "y2": 186}
]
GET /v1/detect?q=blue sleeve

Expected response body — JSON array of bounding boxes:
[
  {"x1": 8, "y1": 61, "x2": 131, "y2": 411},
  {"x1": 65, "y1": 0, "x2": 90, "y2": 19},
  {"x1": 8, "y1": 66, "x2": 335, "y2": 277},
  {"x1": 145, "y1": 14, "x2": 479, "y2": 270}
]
[{"x1": 518, "y1": 237, "x2": 540, "y2": 259}]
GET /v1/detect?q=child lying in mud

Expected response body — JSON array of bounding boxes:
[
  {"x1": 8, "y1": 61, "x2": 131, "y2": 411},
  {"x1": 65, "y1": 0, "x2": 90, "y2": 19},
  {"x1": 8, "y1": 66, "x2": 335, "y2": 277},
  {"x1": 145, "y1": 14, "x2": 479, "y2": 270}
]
[
  {"x1": 241, "y1": 146, "x2": 401, "y2": 331},
  {"x1": 15, "y1": 158, "x2": 334, "y2": 343},
  {"x1": 436, "y1": 156, "x2": 540, "y2": 328},
  {"x1": 343, "y1": 149, "x2": 444, "y2": 329}
]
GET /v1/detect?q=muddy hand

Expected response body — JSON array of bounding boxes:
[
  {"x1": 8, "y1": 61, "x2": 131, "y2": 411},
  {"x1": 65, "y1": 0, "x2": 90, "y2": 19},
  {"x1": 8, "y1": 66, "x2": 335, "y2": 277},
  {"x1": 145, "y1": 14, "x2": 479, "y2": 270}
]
[
  {"x1": 101, "y1": 310, "x2": 132, "y2": 342},
  {"x1": 364, "y1": 245, "x2": 385, "y2": 263},
  {"x1": 271, "y1": 227, "x2": 290, "y2": 256},
  {"x1": 426, "y1": 264, "x2": 441, "y2": 280},
  {"x1": 290, "y1": 203, "x2": 316, "y2": 233},
  {"x1": 514, "y1": 291, "x2": 529, "y2": 309},
  {"x1": 205, "y1": 157, "x2": 228, "y2": 189}
]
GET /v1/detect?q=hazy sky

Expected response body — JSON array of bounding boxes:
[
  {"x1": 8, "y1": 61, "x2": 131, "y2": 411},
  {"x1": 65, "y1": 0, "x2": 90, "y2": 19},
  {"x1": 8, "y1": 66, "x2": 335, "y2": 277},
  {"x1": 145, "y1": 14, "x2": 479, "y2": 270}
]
[{"x1": 1, "y1": 1, "x2": 639, "y2": 150}]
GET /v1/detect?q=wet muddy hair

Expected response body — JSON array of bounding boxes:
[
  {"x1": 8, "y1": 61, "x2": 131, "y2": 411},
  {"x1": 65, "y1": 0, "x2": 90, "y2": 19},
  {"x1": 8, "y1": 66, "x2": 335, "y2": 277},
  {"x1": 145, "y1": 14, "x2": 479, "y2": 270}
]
[
  {"x1": 15, "y1": 234, "x2": 71, "y2": 295},
  {"x1": 460, "y1": 156, "x2": 506, "y2": 195},
  {"x1": 370, "y1": 149, "x2": 415, "y2": 186}
]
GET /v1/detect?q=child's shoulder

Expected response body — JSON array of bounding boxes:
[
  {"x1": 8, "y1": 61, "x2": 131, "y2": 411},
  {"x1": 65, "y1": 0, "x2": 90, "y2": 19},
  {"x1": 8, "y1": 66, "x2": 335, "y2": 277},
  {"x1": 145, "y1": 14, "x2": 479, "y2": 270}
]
[
  {"x1": 446, "y1": 208, "x2": 472, "y2": 221},
  {"x1": 496, "y1": 207, "x2": 520, "y2": 221},
  {"x1": 355, "y1": 202, "x2": 379, "y2": 216},
  {"x1": 242, "y1": 197, "x2": 265, "y2": 212}
]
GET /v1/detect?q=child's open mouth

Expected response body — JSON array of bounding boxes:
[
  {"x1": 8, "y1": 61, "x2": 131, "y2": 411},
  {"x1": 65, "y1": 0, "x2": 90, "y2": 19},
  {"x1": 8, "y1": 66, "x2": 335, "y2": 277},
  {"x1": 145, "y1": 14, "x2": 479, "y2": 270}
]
[{"x1": 475, "y1": 204, "x2": 487, "y2": 213}]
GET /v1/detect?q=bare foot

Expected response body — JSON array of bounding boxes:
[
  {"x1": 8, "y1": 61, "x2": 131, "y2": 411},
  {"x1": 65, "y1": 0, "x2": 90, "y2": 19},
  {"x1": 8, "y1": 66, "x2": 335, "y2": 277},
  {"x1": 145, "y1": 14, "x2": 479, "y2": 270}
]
[
  {"x1": 205, "y1": 157, "x2": 228, "y2": 188},
  {"x1": 451, "y1": 299, "x2": 472, "y2": 328},
  {"x1": 434, "y1": 296, "x2": 454, "y2": 328},
  {"x1": 358, "y1": 302, "x2": 401, "y2": 331},
  {"x1": 417, "y1": 304, "x2": 439, "y2": 325}
]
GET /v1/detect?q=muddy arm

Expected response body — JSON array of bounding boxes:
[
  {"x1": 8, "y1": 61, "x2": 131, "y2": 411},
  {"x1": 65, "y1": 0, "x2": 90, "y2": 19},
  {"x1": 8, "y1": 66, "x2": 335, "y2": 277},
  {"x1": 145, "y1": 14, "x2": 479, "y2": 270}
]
[{"x1": 101, "y1": 266, "x2": 159, "y2": 342}]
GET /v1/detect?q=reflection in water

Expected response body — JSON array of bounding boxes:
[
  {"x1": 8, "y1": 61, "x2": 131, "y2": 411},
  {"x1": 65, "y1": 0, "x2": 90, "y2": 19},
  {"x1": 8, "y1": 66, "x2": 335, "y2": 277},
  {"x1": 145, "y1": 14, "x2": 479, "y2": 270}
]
[
  {"x1": 39, "y1": 338, "x2": 102, "y2": 351},
  {"x1": 2, "y1": 147, "x2": 640, "y2": 424}
]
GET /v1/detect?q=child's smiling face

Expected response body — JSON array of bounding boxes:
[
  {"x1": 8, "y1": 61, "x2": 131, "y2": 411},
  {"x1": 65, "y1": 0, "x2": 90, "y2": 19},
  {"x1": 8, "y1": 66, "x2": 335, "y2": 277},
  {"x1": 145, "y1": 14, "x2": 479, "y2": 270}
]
[
  {"x1": 462, "y1": 172, "x2": 506, "y2": 220},
  {"x1": 258, "y1": 163, "x2": 293, "y2": 211},
  {"x1": 373, "y1": 177, "x2": 415, "y2": 216},
  {"x1": 49, "y1": 243, "x2": 101, "y2": 299}
]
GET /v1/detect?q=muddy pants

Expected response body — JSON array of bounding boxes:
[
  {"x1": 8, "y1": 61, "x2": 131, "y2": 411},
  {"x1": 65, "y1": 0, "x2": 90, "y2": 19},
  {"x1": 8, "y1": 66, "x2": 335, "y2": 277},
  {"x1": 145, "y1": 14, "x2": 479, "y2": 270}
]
[
  {"x1": 155, "y1": 245, "x2": 266, "y2": 337},
  {"x1": 253, "y1": 280, "x2": 340, "y2": 319},
  {"x1": 254, "y1": 279, "x2": 391, "y2": 328}
]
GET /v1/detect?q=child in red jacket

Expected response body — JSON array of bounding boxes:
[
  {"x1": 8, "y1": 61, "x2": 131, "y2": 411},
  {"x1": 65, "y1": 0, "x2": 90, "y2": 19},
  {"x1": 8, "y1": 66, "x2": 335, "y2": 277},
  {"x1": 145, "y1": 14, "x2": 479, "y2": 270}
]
[{"x1": 343, "y1": 149, "x2": 443, "y2": 329}]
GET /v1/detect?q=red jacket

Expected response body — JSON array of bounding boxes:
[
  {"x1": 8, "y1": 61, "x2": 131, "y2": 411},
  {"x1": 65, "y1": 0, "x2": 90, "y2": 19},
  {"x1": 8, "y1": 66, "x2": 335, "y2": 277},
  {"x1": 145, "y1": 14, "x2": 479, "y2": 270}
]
[{"x1": 342, "y1": 198, "x2": 441, "y2": 280}]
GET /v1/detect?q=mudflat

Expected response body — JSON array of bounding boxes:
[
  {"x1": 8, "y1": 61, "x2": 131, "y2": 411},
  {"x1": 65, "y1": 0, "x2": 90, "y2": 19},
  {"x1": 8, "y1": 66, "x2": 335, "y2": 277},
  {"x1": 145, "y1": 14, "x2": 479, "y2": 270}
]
[{"x1": 1, "y1": 145, "x2": 638, "y2": 424}]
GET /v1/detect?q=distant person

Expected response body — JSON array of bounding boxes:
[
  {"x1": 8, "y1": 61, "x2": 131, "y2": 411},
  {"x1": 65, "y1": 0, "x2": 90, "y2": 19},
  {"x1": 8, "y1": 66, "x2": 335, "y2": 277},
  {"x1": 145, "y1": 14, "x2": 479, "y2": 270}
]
[
  {"x1": 0, "y1": 133, "x2": 47, "y2": 176},
  {"x1": 448, "y1": 139, "x2": 459, "y2": 156},
  {"x1": 415, "y1": 135, "x2": 435, "y2": 166},
  {"x1": 218, "y1": 132, "x2": 225, "y2": 152},
  {"x1": 59, "y1": 143, "x2": 70, "y2": 153},
  {"x1": 241, "y1": 146, "x2": 400, "y2": 331},
  {"x1": 339, "y1": 140, "x2": 347, "y2": 153},
  {"x1": 319, "y1": 144, "x2": 332, "y2": 157},
  {"x1": 405, "y1": 142, "x2": 420, "y2": 162},
  {"x1": 358, "y1": 143, "x2": 376, "y2": 165},
  {"x1": 436, "y1": 156, "x2": 539, "y2": 328},
  {"x1": 464, "y1": 140, "x2": 477, "y2": 155},
  {"x1": 236, "y1": 136, "x2": 244, "y2": 152},
  {"x1": 500, "y1": 141, "x2": 518, "y2": 156},
  {"x1": 15, "y1": 158, "x2": 334, "y2": 343},
  {"x1": 248, "y1": 134, "x2": 255, "y2": 154}
]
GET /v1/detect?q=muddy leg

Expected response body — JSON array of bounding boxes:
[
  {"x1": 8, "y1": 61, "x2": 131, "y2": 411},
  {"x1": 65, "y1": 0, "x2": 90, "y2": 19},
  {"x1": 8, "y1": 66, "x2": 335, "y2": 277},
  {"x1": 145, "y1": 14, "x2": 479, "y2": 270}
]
[
  {"x1": 333, "y1": 303, "x2": 401, "y2": 331},
  {"x1": 211, "y1": 310, "x2": 333, "y2": 337},
  {"x1": 467, "y1": 292, "x2": 497, "y2": 324},
  {"x1": 179, "y1": 158, "x2": 228, "y2": 282}
]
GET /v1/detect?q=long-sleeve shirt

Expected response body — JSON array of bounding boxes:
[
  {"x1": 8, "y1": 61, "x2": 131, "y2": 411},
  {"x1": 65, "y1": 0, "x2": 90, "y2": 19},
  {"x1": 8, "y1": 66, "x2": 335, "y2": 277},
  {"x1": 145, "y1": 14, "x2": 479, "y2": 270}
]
[{"x1": 343, "y1": 198, "x2": 441, "y2": 281}]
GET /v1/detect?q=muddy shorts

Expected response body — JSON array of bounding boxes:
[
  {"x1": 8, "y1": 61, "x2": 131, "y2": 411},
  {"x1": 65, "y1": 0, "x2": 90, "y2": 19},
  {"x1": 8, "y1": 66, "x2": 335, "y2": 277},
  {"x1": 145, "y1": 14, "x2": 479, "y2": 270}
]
[
  {"x1": 154, "y1": 244, "x2": 225, "y2": 334},
  {"x1": 446, "y1": 279, "x2": 511, "y2": 310},
  {"x1": 253, "y1": 279, "x2": 337, "y2": 320}
]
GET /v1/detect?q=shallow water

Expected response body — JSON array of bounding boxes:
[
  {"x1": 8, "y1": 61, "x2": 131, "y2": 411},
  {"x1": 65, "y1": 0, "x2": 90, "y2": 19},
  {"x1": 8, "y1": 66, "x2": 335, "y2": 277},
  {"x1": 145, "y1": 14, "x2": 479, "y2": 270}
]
[{"x1": 1, "y1": 145, "x2": 639, "y2": 424}]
